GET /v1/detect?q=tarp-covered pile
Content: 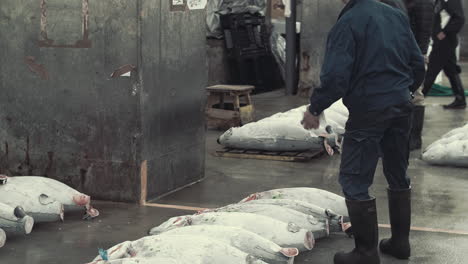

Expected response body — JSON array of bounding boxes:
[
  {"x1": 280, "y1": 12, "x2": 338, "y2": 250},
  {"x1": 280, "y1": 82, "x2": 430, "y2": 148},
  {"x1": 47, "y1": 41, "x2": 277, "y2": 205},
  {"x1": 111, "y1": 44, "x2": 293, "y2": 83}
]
[
  {"x1": 218, "y1": 100, "x2": 349, "y2": 152},
  {"x1": 206, "y1": 0, "x2": 266, "y2": 38},
  {"x1": 0, "y1": 175, "x2": 99, "y2": 248},
  {"x1": 89, "y1": 188, "x2": 350, "y2": 264},
  {"x1": 423, "y1": 124, "x2": 468, "y2": 167}
]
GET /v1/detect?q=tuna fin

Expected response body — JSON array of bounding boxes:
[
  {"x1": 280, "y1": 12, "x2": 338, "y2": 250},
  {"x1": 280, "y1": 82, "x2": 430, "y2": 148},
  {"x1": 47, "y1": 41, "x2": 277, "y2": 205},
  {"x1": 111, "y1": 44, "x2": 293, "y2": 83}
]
[
  {"x1": 280, "y1": 248, "x2": 299, "y2": 257},
  {"x1": 38, "y1": 194, "x2": 56, "y2": 205},
  {"x1": 14, "y1": 206, "x2": 27, "y2": 218},
  {"x1": 245, "y1": 254, "x2": 261, "y2": 264},
  {"x1": 287, "y1": 222, "x2": 300, "y2": 233},
  {"x1": 286, "y1": 256, "x2": 296, "y2": 264}
]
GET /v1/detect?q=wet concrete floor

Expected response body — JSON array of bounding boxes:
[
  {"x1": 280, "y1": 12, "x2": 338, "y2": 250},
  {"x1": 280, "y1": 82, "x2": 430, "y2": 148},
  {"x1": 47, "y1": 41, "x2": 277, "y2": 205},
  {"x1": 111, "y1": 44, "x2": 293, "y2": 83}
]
[{"x1": 1, "y1": 70, "x2": 468, "y2": 263}]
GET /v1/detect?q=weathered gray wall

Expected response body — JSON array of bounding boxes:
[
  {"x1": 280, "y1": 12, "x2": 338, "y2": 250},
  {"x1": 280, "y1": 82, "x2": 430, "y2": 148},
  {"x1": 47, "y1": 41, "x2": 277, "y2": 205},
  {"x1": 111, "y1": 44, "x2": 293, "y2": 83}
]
[
  {"x1": 298, "y1": 0, "x2": 343, "y2": 96},
  {"x1": 141, "y1": 0, "x2": 207, "y2": 200},
  {"x1": 0, "y1": 0, "x2": 206, "y2": 202}
]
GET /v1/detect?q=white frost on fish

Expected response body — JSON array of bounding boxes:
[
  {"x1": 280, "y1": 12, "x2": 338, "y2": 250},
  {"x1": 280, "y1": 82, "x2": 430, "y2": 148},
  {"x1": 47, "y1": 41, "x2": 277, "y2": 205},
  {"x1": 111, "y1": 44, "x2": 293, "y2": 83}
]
[
  {"x1": 149, "y1": 212, "x2": 315, "y2": 252},
  {"x1": 240, "y1": 188, "x2": 348, "y2": 217},
  {"x1": 218, "y1": 100, "x2": 348, "y2": 151},
  {"x1": 0, "y1": 202, "x2": 34, "y2": 235},
  {"x1": 162, "y1": 225, "x2": 298, "y2": 264},
  {"x1": 90, "y1": 235, "x2": 268, "y2": 264},
  {"x1": 1, "y1": 176, "x2": 99, "y2": 219},
  {"x1": 90, "y1": 258, "x2": 177, "y2": 264},
  {"x1": 202, "y1": 203, "x2": 329, "y2": 239},
  {"x1": 0, "y1": 181, "x2": 64, "y2": 223},
  {"x1": 423, "y1": 124, "x2": 468, "y2": 167},
  {"x1": 242, "y1": 198, "x2": 350, "y2": 233}
]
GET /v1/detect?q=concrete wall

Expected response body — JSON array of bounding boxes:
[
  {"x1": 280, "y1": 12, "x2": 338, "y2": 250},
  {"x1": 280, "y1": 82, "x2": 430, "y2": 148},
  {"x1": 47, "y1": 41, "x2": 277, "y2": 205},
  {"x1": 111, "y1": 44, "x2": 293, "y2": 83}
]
[
  {"x1": 298, "y1": 0, "x2": 343, "y2": 96},
  {"x1": 141, "y1": 0, "x2": 207, "y2": 200},
  {"x1": 0, "y1": 0, "x2": 206, "y2": 202}
]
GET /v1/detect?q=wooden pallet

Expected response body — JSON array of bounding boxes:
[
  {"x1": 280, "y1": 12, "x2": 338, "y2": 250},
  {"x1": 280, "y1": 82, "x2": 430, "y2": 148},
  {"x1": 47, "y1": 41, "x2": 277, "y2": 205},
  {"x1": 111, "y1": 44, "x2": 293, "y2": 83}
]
[{"x1": 214, "y1": 148, "x2": 324, "y2": 162}]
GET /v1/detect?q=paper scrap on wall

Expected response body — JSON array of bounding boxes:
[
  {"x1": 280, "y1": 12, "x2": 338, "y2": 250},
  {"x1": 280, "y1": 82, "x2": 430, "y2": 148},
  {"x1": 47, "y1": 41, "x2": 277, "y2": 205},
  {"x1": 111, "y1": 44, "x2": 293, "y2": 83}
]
[
  {"x1": 187, "y1": 0, "x2": 207, "y2": 10},
  {"x1": 172, "y1": 0, "x2": 184, "y2": 5}
]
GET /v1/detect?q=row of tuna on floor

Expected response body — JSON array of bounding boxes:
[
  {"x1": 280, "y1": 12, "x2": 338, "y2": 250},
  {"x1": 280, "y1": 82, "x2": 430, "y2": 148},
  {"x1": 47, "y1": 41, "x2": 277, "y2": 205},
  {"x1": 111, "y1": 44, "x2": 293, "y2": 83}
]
[
  {"x1": 0, "y1": 175, "x2": 99, "y2": 248},
  {"x1": 88, "y1": 188, "x2": 350, "y2": 264}
]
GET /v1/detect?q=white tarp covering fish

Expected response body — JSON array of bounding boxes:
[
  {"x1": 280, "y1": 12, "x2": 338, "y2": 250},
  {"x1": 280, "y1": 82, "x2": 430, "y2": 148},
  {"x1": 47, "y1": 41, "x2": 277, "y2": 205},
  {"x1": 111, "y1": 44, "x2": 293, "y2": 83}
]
[
  {"x1": 0, "y1": 176, "x2": 99, "y2": 222},
  {"x1": 218, "y1": 100, "x2": 349, "y2": 152},
  {"x1": 240, "y1": 187, "x2": 348, "y2": 217},
  {"x1": 0, "y1": 202, "x2": 34, "y2": 236},
  {"x1": 161, "y1": 225, "x2": 298, "y2": 264},
  {"x1": 90, "y1": 234, "x2": 268, "y2": 264},
  {"x1": 149, "y1": 212, "x2": 315, "y2": 252},
  {"x1": 423, "y1": 124, "x2": 468, "y2": 167},
  {"x1": 201, "y1": 203, "x2": 330, "y2": 239}
]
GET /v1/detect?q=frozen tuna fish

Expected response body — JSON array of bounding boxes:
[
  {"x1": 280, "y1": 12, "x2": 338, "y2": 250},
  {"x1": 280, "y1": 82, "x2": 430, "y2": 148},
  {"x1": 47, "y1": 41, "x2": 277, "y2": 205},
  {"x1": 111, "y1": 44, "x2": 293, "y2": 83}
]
[
  {"x1": 243, "y1": 198, "x2": 350, "y2": 233},
  {"x1": 218, "y1": 100, "x2": 348, "y2": 152},
  {"x1": 88, "y1": 257, "x2": 178, "y2": 264},
  {"x1": 162, "y1": 225, "x2": 298, "y2": 264},
  {"x1": 202, "y1": 203, "x2": 329, "y2": 239},
  {"x1": 0, "y1": 228, "x2": 6, "y2": 248},
  {"x1": 0, "y1": 181, "x2": 64, "y2": 223},
  {"x1": 91, "y1": 235, "x2": 268, "y2": 264},
  {"x1": 0, "y1": 202, "x2": 34, "y2": 235},
  {"x1": 423, "y1": 124, "x2": 468, "y2": 167},
  {"x1": 3, "y1": 176, "x2": 99, "y2": 219},
  {"x1": 241, "y1": 188, "x2": 348, "y2": 217},
  {"x1": 149, "y1": 212, "x2": 315, "y2": 252}
]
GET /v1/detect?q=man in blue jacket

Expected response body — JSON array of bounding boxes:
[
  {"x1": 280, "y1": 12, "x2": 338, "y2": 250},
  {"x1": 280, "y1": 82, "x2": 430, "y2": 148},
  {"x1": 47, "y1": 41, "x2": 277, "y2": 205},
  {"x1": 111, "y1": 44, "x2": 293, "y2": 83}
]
[{"x1": 301, "y1": 0, "x2": 425, "y2": 263}]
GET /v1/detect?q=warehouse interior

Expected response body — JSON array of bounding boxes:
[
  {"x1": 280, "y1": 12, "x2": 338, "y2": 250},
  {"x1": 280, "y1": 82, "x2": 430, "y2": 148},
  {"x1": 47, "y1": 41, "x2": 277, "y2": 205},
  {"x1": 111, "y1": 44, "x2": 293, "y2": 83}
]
[{"x1": 1, "y1": 0, "x2": 468, "y2": 263}]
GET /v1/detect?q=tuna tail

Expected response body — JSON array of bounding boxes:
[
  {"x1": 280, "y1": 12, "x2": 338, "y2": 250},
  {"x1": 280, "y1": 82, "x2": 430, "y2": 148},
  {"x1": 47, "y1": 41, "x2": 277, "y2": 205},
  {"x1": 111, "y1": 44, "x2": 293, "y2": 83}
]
[
  {"x1": 280, "y1": 248, "x2": 299, "y2": 257},
  {"x1": 304, "y1": 231, "x2": 315, "y2": 250},
  {"x1": 23, "y1": 216, "x2": 34, "y2": 235},
  {"x1": 245, "y1": 254, "x2": 264, "y2": 264},
  {"x1": 0, "y1": 229, "x2": 6, "y2": 248}
]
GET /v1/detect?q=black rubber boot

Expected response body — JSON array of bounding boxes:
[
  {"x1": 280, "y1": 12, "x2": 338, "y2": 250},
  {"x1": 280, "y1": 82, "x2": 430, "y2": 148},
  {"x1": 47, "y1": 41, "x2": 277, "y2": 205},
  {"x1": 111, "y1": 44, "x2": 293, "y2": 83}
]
[
  {"x1": 380, "y1": 188, "x2": 411, "y2": 259},
  {"x1": 334, "y1": 198, "x2": 380, "y2": 264},
  {"x1": 444, "y1": 75, "x2": 466, "y2": 109},
  {"x1": 409, "y1": 105, "x2": 424, "y2": 151}
]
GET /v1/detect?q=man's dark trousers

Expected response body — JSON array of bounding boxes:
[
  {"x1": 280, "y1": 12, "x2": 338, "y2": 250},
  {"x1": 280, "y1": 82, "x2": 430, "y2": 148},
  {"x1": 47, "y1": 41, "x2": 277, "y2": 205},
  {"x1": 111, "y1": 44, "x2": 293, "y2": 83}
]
[
  {"x1": 339, "y1": 103, "x2": 413, "y2": 200},
  {"x1": 423, "y1": 38, "x2": 461, "y2": 96}
]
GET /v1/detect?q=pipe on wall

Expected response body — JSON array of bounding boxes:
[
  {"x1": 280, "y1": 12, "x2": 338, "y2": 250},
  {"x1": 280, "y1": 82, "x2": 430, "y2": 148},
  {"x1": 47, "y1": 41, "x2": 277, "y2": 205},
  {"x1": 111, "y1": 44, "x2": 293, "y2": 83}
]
[{"x1": 285, "y1": 0, "x2": 297, "y2": 95}]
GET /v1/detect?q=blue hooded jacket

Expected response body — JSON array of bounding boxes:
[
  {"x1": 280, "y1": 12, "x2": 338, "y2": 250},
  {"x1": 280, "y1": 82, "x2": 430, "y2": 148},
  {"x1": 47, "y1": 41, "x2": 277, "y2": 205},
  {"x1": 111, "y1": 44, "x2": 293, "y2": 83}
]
[{"x1": 309, "y1": 0, "x2": 425, "y2": 117}]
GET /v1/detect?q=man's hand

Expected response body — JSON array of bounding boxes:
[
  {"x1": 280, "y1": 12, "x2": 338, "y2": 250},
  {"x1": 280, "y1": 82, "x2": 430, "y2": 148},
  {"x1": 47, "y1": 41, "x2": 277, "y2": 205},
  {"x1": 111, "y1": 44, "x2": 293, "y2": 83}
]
[
  {"x1": 437, "y1": 32, "x2": 446, "y2": 41},
  {"x1": 301, "y1": 110, "x2": 320, "y2": 130}
]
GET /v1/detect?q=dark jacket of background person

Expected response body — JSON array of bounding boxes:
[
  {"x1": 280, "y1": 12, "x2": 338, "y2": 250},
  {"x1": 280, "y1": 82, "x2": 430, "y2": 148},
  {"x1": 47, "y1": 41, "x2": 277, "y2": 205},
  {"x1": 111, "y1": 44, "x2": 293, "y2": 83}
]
[
  {"x1": 381, "y1": 0, "x2": 408, "y2": 13},
  {"x1": 308, "y1": 0, "x2": 425, "y2": 117},
  {"x1": 433, "y1": 0, "x2": 465, "y2": 41},
  {"x1": 405, "y1": 0, "x2": 434, "y2": 55},
  {"x1": 381, "y1": 0, "x2": 434, "y2": 55}
]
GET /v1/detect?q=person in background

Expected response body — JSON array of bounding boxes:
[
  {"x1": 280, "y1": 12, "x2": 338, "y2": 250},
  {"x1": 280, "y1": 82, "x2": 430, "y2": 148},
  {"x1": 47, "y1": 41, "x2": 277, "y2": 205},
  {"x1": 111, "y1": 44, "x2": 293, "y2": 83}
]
[
  {"x1": 301, "y1": 0, "x2": 425, "y2": 263},
  {"x1": 422, "y1": 0, "x2": 466, "y2": 109},
  {"x1": 380, "y1": 0, "x2": 408, "y2": 11},
  {"x1": 380, "y1": 0, "x2": 434, "y2": 150}
]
